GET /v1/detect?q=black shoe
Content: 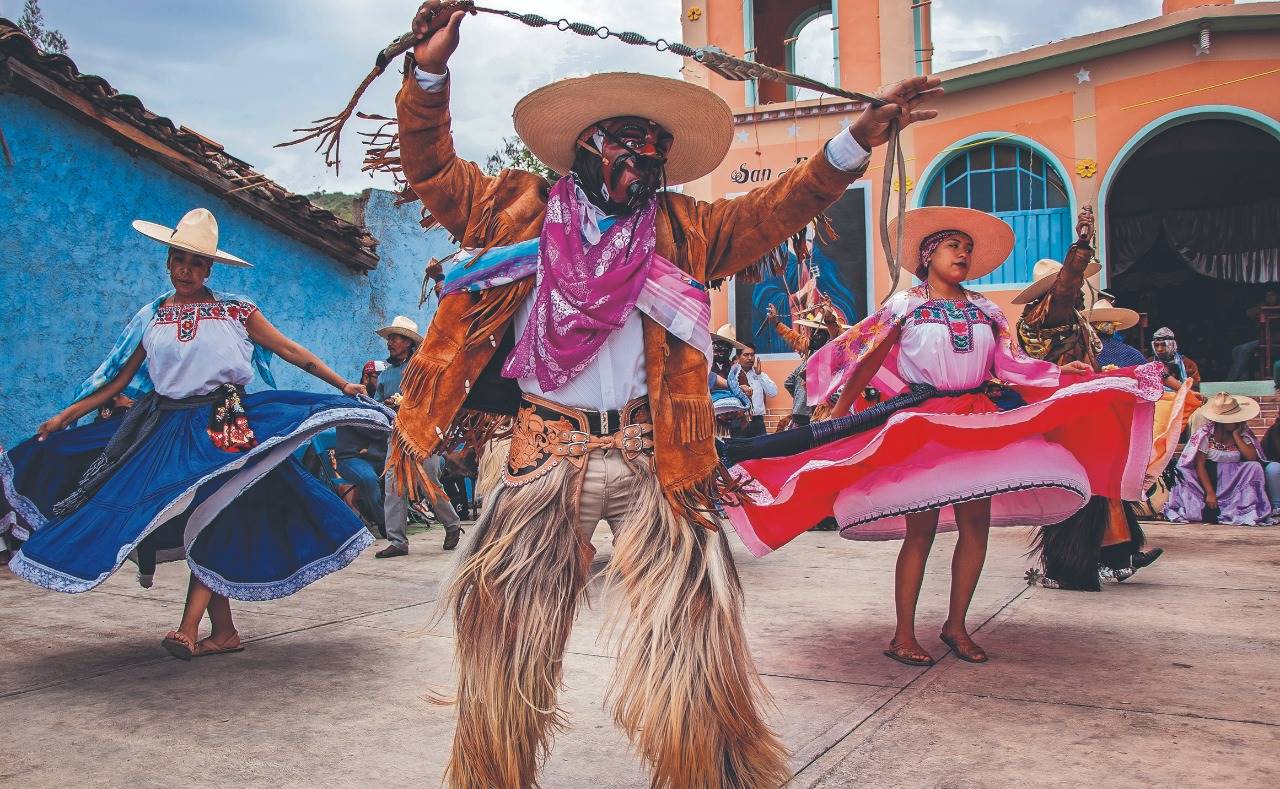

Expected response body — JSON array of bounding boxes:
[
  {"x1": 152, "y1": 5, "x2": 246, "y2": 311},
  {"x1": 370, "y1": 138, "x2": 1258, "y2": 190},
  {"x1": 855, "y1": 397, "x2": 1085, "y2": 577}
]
[
  {"x1": 1131, "y1": 548, "x2": 1164, "y2": 569},
  {"x1": 375, "y1": 544, "x2": 409, "y2": 559},
  {"x1": 443, "y1": 527, "x2": 464, "y2": 551}
]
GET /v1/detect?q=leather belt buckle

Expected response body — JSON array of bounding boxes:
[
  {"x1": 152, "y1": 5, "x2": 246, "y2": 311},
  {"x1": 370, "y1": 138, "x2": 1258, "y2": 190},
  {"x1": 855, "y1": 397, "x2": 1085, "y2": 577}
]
[{"x1": 562, "y1": 430, "x2": 591, "y2": 457}]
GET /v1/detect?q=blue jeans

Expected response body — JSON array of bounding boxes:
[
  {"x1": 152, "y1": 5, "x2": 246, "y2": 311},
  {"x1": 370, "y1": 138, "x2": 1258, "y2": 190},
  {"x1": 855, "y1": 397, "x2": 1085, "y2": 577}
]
[{"x1": 336, "y1": 456, "x2": 385, "y2": 532}]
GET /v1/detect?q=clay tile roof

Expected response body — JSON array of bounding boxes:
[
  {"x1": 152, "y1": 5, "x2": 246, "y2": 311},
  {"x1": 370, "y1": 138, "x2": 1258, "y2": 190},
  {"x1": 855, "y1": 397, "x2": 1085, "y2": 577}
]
[{"x1": 0, "y1": 19, "x2": 379, "y2": 270}]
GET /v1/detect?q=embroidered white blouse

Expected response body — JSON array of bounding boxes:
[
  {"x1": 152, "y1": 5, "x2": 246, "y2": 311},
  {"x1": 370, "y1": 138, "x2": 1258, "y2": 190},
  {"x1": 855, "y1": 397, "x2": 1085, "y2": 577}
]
[
  {"x1": 896, "y1": 298, "x2": 999, "y2": 391},
  {"x1": 142, "y1": 299, "x2": 258, "y2": 399}
]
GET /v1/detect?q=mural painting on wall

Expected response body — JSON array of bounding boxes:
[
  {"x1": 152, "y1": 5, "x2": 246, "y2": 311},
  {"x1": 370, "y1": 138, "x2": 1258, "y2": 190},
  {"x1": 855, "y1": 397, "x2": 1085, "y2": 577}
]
[{"x1": 734, "y1": 186, "x2": 869, "y2": 355}]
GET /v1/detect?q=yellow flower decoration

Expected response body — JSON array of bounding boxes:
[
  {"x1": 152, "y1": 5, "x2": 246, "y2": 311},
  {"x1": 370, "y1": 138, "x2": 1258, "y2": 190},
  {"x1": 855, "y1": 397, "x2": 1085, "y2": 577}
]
[
  {"x1": 1076, "y1": 159, "x2": 1098, "y2": 178},
  {"x1": 892, "y1": 177, "x2": 915, "y2": 193},
  {"x1": 687, "y1": 7, "x2": 703, "y2": 21}
]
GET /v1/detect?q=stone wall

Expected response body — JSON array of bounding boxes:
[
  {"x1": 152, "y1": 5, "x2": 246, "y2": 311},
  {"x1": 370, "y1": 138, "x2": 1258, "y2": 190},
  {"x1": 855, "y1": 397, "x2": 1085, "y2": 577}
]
[{"x1": 0, "y1": 92, "x2": 453, "y2": 444}]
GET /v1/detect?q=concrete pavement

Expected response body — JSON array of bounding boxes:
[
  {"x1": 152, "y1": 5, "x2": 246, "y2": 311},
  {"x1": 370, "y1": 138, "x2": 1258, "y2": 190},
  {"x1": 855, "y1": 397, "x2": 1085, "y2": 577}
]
[{"x1": 2, "y1": 521, "x2": 1277, "y2": 787}]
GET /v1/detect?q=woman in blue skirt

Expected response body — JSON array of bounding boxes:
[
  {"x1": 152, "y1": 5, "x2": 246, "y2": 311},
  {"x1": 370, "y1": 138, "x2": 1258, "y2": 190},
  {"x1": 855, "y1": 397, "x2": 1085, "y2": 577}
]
[{"x1": 3, "y1": 208, "x2": 392, "y2": 660}]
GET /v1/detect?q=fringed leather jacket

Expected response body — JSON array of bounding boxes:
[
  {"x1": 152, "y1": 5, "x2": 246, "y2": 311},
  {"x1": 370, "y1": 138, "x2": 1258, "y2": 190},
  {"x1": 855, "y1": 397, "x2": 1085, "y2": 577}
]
[{"x1": 389, "y1": 75, "x2": 868, "y2": 527}]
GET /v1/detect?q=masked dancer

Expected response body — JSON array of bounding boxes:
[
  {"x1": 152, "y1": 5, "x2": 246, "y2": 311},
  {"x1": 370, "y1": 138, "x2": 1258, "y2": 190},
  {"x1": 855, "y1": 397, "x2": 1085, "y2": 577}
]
[
  {"x1": 721, "y1": 206, "x2": 1162, "y2": 665},
  {"x1": 384, "y1": 3, "x2": 942, "y2": 785},
  {"x1": 2, "y1": 208, "x2": 391, "y2": 660}
]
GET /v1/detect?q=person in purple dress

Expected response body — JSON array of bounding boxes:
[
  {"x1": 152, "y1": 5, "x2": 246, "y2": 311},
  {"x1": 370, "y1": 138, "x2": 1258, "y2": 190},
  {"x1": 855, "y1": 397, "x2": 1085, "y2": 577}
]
[{"x1": 1166, "y1": 393, "x2": 1275, "y2": 526}]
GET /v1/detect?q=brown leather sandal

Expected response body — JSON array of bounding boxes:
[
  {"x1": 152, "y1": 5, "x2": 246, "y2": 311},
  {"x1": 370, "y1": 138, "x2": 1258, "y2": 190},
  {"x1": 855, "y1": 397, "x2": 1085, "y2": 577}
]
[
  {"x1": 195, "y1": 631, "x2": 244, "y2": 658},
  {"x1": 883, "y1": 640, "x2": 935, "y2": 666},
  {"x1": 940, "y1": 631, "x2": 989, "y2": 663},
  {"x1": 161, "y1": 630, "x2": 197, "y2": 661}
]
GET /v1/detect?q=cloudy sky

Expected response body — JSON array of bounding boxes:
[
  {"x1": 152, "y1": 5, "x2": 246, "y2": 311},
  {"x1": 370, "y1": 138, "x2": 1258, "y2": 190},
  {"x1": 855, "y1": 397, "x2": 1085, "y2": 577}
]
[{"x1": 5, "y1": 1, "x2": 1260, "y2": 194}]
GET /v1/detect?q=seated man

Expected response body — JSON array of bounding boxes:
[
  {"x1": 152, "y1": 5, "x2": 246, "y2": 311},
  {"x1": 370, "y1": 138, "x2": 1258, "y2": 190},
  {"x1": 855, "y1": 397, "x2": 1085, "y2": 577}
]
[{"x1": 1228, "y1": 288, "x2": 1279, "y2": 380}]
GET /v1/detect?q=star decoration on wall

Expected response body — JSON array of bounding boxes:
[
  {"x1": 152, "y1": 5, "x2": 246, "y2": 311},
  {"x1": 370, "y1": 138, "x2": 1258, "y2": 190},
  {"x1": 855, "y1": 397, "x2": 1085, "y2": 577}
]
[
  {"x1": 1075, "y1": 67, "x2": 1091, "y2": 84},
  {"x1": 735, "y1": 130, "x2": 750, "y2": 143},
  {"x1": 787, "y1": 124, "x2": 800, "y2": 138},
  {"x1": 839, "y1": 117, "x2": 853, "y2": 129}
]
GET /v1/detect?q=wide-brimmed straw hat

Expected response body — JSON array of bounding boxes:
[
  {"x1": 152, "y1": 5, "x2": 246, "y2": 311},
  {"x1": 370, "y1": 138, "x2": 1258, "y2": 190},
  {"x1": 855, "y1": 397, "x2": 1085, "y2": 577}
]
[
  {"x1": 1085, "y1": 298, "x2": 1139, "y2": 330},
  {"x1": 1012, "y1": 258, "x2": 1103, "y2": 305},
  {"x1": 513, "y1": 72, "x2": 734, "y2": 186},
  {"x1": 713, "y1": 323, "x2": 748, "y2": 351},
  {"x1": 795, "y1": 317, "x2": 853, "y2": 331},
  {"x1": 376, "y1": 315, "x2": 423, "y2": 345},
  {"x1": 1199, "y1": 392, "x2": 1260, "y2": 424},
  {"x1": 889, "y1": 207, "x2": 1015, "y2": 281},
  {"x1": 132, "y1": 208, "x2": 252, "y2": 268}
]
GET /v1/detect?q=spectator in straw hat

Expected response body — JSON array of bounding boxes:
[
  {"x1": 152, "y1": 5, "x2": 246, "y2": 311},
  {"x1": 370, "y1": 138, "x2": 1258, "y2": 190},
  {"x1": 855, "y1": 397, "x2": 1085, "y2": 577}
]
[
  {"x1": 1166, "y1": 393, "x2": 1275, "y2": 526},
  {"x1": 370, "y1": 316, "x2": 462, "y2": 557}
]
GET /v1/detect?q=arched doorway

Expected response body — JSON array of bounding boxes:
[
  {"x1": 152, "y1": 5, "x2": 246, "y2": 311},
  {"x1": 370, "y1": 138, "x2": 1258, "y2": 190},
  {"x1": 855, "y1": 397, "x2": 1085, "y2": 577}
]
[{"x1": 1106, "y1": 116, "x2": 1280, "y2": 381}]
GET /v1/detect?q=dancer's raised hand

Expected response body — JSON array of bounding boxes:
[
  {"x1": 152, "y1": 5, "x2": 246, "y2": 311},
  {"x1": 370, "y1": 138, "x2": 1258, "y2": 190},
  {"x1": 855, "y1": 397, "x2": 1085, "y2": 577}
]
[
  {"x1": 412, "y1": 1, "x2": 473, "y2": 74},
  {"x1": 848, "y1": 75, "x2": 944, "y2": 150}
]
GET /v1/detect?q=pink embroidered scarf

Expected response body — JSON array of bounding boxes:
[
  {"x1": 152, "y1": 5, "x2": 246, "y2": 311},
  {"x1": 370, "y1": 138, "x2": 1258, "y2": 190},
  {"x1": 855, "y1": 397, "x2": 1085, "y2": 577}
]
[{"x1": 502, "y1": 177, "x2": 658, "y2": 391}]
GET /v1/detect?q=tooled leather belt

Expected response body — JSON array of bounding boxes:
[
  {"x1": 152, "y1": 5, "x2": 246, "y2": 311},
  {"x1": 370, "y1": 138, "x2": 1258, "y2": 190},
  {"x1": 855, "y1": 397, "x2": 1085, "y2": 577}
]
[{"x1": 504, "y1": 393, "x2": 655, "y2": 486}]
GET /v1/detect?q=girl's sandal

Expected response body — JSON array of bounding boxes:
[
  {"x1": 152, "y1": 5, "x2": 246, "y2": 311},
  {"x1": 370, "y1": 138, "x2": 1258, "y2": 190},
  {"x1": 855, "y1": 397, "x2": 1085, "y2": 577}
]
[
  {"x1": 940, "y1": 631, "x2": 989, "y2": 663},
  {"x1": 161, "y1": 630, "x2": 197, "y2": 661},
  {"x1": 883, "y1": 640, "x2": 935, "y2": 666},
  {"x1": 194, "y1": 632, "x2": 244, "y2": 658}
]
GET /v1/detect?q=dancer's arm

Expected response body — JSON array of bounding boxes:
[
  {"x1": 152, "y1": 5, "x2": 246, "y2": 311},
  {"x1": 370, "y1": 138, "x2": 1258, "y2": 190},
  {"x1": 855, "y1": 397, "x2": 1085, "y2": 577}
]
[
  {"x1": 246, "y1": 313, "x2": 364, "y2": 398},
  {"x1": 36, "y1": 344, "x2": 147, "y2": 440},
  {"x1": 397, "y1": 3, "x2": 501, "y2": 243},
  {"x1": 700, "y1": 76, "x2": 941, "y2": 281},
  {"x1": 830, "y1": 325, "x2": 901, "y2": 418},
  {"x1": 1233, "y1": 424, "x2": 1261, "y2": 462},
  {"x1": 1195, "y1": 452, "x2": 1218, "y2": 510},
  {"x1": 1044, "y1": 210, "x2": 1096, "y2": 327}
]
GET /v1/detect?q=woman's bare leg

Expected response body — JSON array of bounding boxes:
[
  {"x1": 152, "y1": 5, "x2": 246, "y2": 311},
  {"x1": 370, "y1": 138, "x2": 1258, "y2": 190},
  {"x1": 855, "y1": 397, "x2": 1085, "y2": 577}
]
[
  {"x1": 893, "y1": 508, "x2": 940, "y2": 652},
  {"x1": 177, "y1": 574, "x2": 214, "y2": 643},
  {"x1": 943, "y1": 498, "x2": 992, "y2": 658},
  {"x1": 206, "y1": 591, "x2": 238, "y2": 643}
]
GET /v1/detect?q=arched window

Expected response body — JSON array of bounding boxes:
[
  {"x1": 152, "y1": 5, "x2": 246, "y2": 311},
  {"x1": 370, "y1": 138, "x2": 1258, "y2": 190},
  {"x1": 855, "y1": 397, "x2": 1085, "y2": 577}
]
[
  {"x1": 786, "y1": 9, "x2": 836, "y2": 102},
  {"x1": 921, "y1": 141, "x2": 1072, "y2": 286}
]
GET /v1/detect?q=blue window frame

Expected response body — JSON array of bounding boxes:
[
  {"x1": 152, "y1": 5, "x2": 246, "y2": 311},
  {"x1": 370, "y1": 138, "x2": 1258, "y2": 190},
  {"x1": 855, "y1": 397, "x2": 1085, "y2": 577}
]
[{"x1": 921, "y1": 142, "x2": 1071, "y2": 286}]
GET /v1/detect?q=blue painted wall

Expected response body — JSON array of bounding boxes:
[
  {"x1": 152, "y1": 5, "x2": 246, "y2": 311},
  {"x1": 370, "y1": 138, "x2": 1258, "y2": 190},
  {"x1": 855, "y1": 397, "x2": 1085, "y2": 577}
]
[{"x1": 0, "y1": 92, "x2": 454, "y2": 444}]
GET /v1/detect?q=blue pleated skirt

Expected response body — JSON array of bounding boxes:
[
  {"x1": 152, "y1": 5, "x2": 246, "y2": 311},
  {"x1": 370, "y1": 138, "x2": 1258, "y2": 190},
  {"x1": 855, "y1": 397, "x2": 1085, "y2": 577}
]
[{"x1": 5, "y1": 390, "x2": 391, "y2": 600}]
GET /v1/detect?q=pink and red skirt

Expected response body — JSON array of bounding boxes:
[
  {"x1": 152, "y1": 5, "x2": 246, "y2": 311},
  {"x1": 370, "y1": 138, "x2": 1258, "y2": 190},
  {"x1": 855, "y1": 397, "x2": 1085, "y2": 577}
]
[{"x1": 726, "y1": 369, "x2": 1161, "y2": 557}]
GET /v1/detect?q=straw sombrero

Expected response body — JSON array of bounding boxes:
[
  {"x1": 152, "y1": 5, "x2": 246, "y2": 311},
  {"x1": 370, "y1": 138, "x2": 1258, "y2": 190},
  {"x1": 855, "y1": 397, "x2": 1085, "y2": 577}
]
[
  {"x1": 1198, "y1": 392, "x2": 1260, "y2": 424},
  {"x1": 1012, "y1": 258, "x2": 1103, "y2": 305},
  {"x1": 889, "y1": 207, "x2": 1014, "y2": 281},
  {"x1": 376, "y1": 315, "x2": 423, "y2": 345},
  {"x1": 713, "y1": 323, "x2": 748, "y2": 351},
  {"x1": 795, "y1": 317, "x2": 852, "y2": 331},
  {"x1": 1084, "y1": 298, "x2": 1139, "y2": 330},
  {"x1": 513, "y1": 72, "x2": 734, "y2": 186},
  {"x1": 132, "y1": 208, "x2": 252, "y2": 268}
]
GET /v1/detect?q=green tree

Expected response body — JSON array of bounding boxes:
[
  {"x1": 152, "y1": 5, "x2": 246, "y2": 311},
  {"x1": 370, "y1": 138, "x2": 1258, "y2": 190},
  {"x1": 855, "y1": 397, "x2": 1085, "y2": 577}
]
[
  {"x1": 17, "y1": 0, "x2": 68, "y2": 54},
  {"x1": 483, "y1": 136, "x2": 559, "y2": 183}
]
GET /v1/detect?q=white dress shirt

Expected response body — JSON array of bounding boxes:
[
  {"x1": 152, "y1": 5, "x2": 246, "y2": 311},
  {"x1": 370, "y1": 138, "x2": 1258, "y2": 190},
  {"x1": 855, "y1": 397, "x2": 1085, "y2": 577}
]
[
  {"x1": 415, "y1": 68, "x2": 870, "y2": 412},
  {"x1": 743, "y1": 368, "x2": 778, "y2": 416}
]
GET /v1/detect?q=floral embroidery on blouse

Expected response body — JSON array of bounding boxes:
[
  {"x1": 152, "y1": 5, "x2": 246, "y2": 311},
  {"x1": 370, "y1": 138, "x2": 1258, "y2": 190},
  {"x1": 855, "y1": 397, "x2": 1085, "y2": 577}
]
[
  {"x1": 910, "y1": 298, "x2": 993, "y2": 354},
  {"x1": 152, "y1": 300, "x2": 258, "y2": 342}
]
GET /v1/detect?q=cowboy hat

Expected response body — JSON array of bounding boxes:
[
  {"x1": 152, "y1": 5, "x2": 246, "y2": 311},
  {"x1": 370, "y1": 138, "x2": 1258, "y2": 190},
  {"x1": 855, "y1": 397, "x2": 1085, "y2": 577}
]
[
  {"x1": 376, "y1": 315, "x2": 423, "y2": 345},
  {"x1": 1012, "y1": 258, "x2": 1104, "y2": 305},
  {"x1": 795, "y1": 317, "x2": 853, "y2": 331},
  {"x1": 1084, "y1": 298, "x2": 1139, "y2": 331},
  {"x1": 132, "y1": 208, "x2": 252, "y2": 268},
  {"x1": 513, "y1": 72, "x2": 734, "y2": 186},
  {"x1": 1198, "y1": 392, "x2": 1260, "y2": 424},
  {"x1": 713, "y1": 323, "x2": 748, "y2": 351},
  {"x1": 889, "y1": 206, "x2": 1015, "y2": 281}
]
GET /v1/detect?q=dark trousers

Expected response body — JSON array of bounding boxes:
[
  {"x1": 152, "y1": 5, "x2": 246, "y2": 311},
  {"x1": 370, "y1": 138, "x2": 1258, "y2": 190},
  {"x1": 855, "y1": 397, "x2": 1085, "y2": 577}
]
[
  {"x1": 442, "y1": 474, "x2": 472, "y2": 519},
  {"x1": 743, "y1": 415, "x2": 767, "y2": 438}
]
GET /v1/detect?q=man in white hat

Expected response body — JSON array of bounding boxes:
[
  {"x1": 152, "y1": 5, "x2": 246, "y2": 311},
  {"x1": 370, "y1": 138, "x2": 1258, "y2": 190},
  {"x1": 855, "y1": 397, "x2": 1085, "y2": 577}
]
[
  {"x1": 371, "y1": 315, "x2": 463, "y2": 557},
  {"x1": 390, "y1": 3, "x2": 942, "y2": 785}
]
